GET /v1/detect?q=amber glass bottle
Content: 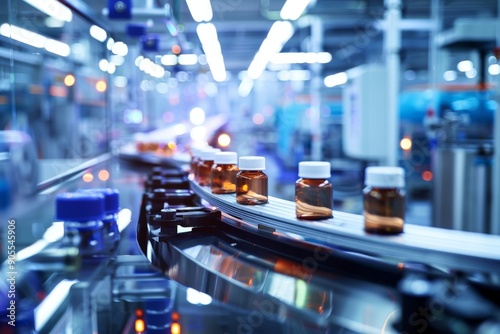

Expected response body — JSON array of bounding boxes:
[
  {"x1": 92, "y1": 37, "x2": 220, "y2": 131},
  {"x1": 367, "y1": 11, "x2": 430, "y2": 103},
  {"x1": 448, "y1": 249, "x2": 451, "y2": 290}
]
[
  {"x1": 236, "y1": 156, "x2": 268, "y2": 205},
  {"x1": 190, "y1": 146, "x2": 205, "y2": 179},
  {"x1": 295, "y1": 161, "x2": 333, "y2": 220},
  {"x1": 363, "y1": 166, "x2": 405, "y2": 234},
  {"x1": 197, "y1": 148, "x2": 218, "y2": 186},
  {"x1": 212, "y1": 151, "x2": 239, "y2": 194}
]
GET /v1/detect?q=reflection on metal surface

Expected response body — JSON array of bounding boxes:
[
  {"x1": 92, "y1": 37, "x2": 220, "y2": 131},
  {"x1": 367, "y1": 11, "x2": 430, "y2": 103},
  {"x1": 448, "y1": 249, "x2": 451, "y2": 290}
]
[
  {"x1": 382, "y1": 310, "x2": 399, "y2": 334},
  {"x1": 184, "y1": 244, "x2": 264, "y2": 288},
  {"x1": 34, "y1": 279, "x2": 78, "y2": 332},
  {"x1": 167, "y1": 233, "x2": 401, "y2": 332},
  {"x1": 186, "y1": 287, "x2": 212, "y2": 305},
  {"x1": 182, "y1": 241, "x2": 333, "y2": 317}
]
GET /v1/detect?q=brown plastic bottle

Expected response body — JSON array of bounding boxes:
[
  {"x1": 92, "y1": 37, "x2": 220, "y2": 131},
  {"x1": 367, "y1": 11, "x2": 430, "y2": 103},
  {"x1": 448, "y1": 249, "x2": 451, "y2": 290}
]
[
  {"x1": 212, "y1": 151, "x2": 239, "y2": 194},
  {"x1": 363, "y1": 166, "x2": 405, "y2": 234},
  {"x1": 236, "y1": 156, "x2": 268, "y2": 205},
  {"x1": 295, "y1": 161, "x2": 333, "y2": 220}
]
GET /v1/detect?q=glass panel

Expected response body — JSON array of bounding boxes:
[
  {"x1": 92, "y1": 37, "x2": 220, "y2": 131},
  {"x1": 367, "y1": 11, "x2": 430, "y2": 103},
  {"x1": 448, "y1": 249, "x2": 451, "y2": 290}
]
[{"x1": 0, "y1": 0, "x2": 110, "y2": 192}]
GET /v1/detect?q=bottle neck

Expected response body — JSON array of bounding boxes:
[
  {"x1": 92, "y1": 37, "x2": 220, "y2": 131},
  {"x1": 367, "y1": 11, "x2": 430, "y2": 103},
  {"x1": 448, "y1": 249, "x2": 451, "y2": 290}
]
[
  {"x1": 102, "y1": 212, "x2": 118, "y2": 224},
  {"x1": 366, "y1": 186, "x2": 402, "y2": 190},
  {"x1": 64, "y1": 219, "x2": 103, "y2": 229}
]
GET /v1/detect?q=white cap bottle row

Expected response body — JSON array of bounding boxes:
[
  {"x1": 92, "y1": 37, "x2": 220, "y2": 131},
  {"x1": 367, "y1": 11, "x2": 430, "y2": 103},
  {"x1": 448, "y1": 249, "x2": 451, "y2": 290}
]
[
  {"x1": 190, "y1": 148, "x2": 269, "y2": 205},
  {"x1": 190, "y1": 147, "x2": 405, "y2": 230}
]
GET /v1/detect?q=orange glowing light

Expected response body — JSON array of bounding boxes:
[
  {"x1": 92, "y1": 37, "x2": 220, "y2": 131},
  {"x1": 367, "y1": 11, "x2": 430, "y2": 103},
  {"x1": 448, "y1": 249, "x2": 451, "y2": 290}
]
[
  {"x1": 400, "y1": 137, "x2": 412, "y2": 151},
  {"x1": 134, "y1": 319, "x2": 145, "y2": 333},
  {"x1": 135, "y1": 309, "x2": 143, "y2": 317},
  {"x1": 171, "y1": 322, "x2": 181, "y2": 334},
  {"x1": 64, "y1": 74, "x2": 76, "y2": 87},
  {"x1": 422, "y1": 171, "x2": 433, "y2": 182},
  {"x1": 217, "y1": 133, "x2": 231, "y2": 147},
  {"x1": 98, "y1": 169, "x2": 110, "y2": 181},
  {"x1": 95, "y1": 80, "x2": 107, "y2": 92},
  {"x1": 171, "y1": 45, "x2": 181, "y2": 55},
  {"x1": 82, "y1": 173, "x2": 93, "y2": 182},
  {"x1": 167, "y1": 141, "x2": 177, "y2": 150},
  {"x1": 274, "y1": 259, "x2": 307, "y2": 280},
  {"x1": 49, "y1": 85, "x2": 68, "y2": 97},
  {"x1": 252, "y1": 113, "x2": 264, "y2": 125},
  {"x1": 171, "y1": 312, "x2": 180, "y2": 321}
]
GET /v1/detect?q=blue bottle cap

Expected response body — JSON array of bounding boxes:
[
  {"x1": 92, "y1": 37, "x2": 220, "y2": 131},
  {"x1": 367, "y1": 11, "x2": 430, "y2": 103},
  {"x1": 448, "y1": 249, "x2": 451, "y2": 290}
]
[
  {"x1": 56, "y1": 192, "x2": 105, "y2": 222},
  {"x1": 78, "y1": 188, "x2": 120, "y2": 214}
]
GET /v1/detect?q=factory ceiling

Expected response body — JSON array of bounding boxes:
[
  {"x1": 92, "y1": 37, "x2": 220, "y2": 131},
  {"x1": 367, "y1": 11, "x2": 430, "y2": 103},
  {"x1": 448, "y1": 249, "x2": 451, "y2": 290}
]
[{"x1": 3, "y1": 0, "x2": 499, "y2": 82}]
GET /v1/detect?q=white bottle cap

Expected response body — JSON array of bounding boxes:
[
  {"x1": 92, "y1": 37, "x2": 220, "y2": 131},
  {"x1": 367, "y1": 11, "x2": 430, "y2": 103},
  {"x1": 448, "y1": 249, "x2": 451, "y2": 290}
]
[
  {"x1": 215, "y1": 151, "x2": 237, "y2": 164},
  {"x1": 199, "y1": 148, "x2": 217, "y2": 161},
  {"x1": 365, "y1": 166, "x2": 405, "y2": 188},
  {"x1": 239, "y1": 156, "x2": 265, "y2": 170},
  {"x1": 298, "y1": 161, "x2": 331, "y2": 179}
]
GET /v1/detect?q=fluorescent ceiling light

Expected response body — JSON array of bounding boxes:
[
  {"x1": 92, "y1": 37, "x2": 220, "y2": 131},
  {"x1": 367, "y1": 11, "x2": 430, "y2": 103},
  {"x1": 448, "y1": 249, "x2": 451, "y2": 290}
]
[
  {"x1": 186, "y1": 0, "x2": 213, "y2": 22},
  {"x1": 90, "y1": 25, "x2": 107, "y2": 42},
  {"x1": 112, "y1": 41, "x2": 128, "y2": 56},
  {"x1": 265, "y1": 21, "x2": 294, "y2": 48},
  {"x1": 247, "y1": 21, "x2": 294, "y2": 80},
  {"x1": 99, "y1": 59, "x2": 109, "y2": 72},
  {"x1": 138, "y1": 57, "x2": 166, "y2": 78},
  {"x1": 44, "y1": 17, "x2": 64, "y2": 28},
  {"x1": 161, "y1": 54, "x2": 178, "y2": 66},
  {"x1": 280, "y1": 0, "x2": 312, "y2": 21},
  {"x1": 44, "y1": 38, "x2": 70, "y2": 57},
  {"x1": 189, "y1": 107, "x2": 206, "y2": 125},
  {"x1": 489, "y1": 64, "x2": 500, "y2": 75},
  {"x1": 107, "y1": 63, "x2": 116, "y2": 74},
  {"x1": 324, "y1": 72, "x2": 348, "y2": 87},
  {"x1": 0, "y1": 23, "x2": 70, "y2": 57},
  {"x1": 270, "y1": 52, "x2": 332, "y2": 64},
  {"x1": 465, "y1": 68, "x2": 477, "y2": 79},
  {"x1": 0, "y1": 24, "x2": 46, "y2": 48},
  {"x1": 238, "y1": 78, "x2": 254, "y2": 97},
  {"x1": 196, "y1": 23, "x2": 226, "y2": 82},
  {"x1": 208, "y1": 55, "x2": 226, "y2": 82},
  {"x1": 190, "y1": 126, "x2": 208, "y2": 142},
  {"x1": 247, "y1": 54, "x2": 268, "y2": 80},
  {"x1": 457, "y1": 60, "x2": 473, "y2": 72},
  {"x1": 24, "y1": 0, "x2": 72, "y2": 22},
  {"x1": 135, "y1": 56, "x2": 144, "y2": 66},
  {"x1": 443, "y1": 70, "x2": 457, "y2": 81},
  {"x1": 196, "y1": 23, "x2": 218, "y2": 48},
  {"x1": 107, "y1": 38, "x2": 114, "y2": 51},
  {"x1": 178, "y1": 54, "x2": 198, "y2": 65}
]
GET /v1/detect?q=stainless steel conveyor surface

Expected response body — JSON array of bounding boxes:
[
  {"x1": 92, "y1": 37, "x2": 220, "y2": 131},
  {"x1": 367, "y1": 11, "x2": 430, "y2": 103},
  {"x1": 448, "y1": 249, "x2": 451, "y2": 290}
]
[{"x1": 190, "y1": 181, "x2": 500, "y2": 274}]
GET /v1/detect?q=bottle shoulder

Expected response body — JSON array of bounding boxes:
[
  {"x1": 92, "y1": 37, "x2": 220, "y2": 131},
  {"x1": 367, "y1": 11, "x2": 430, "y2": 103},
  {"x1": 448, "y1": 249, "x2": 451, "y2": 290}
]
[
  {"x1": 213, "y1": 164, "x2": 238, "y2": 171},
  {"x1": 363, "y1": 186, "x2": 405, "y2": 197},
  {"x1": 296, "y1": 178, "x2": 331, "y2": 187},
  {"x1": 237, "y1": 170, "x2": 267, "y2": 178}
]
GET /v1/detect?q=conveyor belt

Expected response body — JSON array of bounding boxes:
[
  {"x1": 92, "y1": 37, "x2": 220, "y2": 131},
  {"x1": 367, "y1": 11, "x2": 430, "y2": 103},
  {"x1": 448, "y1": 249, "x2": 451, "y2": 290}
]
[{"x1": 190, "y1": 181, "x2": 500, "y2": 274}]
